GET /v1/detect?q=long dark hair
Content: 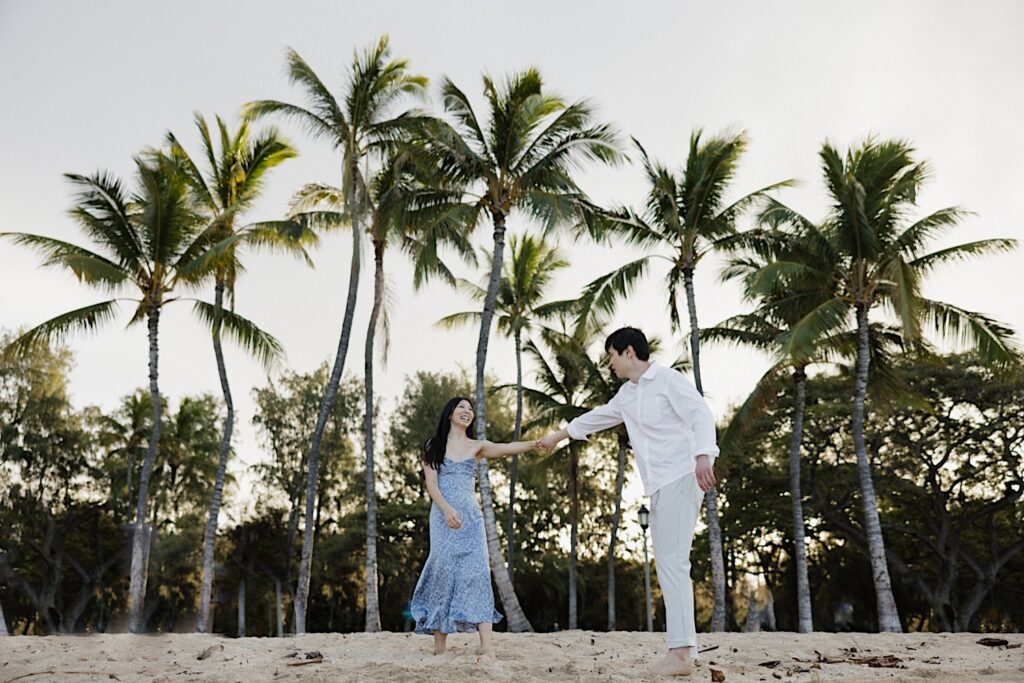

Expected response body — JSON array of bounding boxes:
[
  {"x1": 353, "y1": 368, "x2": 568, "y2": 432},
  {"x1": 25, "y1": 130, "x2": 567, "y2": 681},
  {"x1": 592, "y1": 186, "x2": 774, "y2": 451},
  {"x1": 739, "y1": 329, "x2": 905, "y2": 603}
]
[{"x1": 422, "y1": 396, "x2": 475, "y2": 471}]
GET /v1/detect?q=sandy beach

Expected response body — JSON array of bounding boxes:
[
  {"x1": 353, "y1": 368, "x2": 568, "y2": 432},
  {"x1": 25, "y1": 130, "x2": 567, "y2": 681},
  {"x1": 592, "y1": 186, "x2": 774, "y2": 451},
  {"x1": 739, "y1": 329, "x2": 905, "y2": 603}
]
[{"x1": 1, "y1": 631, "x2": 1022, "y2": 682}]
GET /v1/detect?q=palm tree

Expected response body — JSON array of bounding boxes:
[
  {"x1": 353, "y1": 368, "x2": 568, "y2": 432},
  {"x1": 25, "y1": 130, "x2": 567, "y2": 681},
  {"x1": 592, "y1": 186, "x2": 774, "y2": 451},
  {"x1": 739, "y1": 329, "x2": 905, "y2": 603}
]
[
  {"x1": 521, "y1": 324, "x2": 595, "y2": 629},
  {"x1": 436, "y1": 233, "x2": 568, "y2": 584},
  {"x1": 153, "y1": 394, "x2": 224, "y2": 525},
  {"x1": 165, "y1": 113, "x2": 300, "y2": 633},
  {"x1": 407, "y1": 69, "x2": 623, "y2": 630},
  {"x1": 244, "y1": 36, "x2": 427, "y2": 634},
  {"x1": 94, "y1": 390, "x2": 151, "y2": 520},
  {"x1": 574, "y1": 131, "x2": 791, "y2": 630},
  {"x1": 760, "y1": 138, "x2": 1019, "y2": 632},
  {"x1": 284, "y1": 152, "x2": 473, "y2": 631},
  {"x1": 570, "y1": 332, "x2": 632, "y2": 631},
  {"x1": 701, "y1": 213, "x2": 846, "y2": 632},
  {"x1": 366, "y1": 156, "x2": 478, "y2": 630},
  {"x1": 1, "y1": 153, "x2": 273, "y2": 632}
]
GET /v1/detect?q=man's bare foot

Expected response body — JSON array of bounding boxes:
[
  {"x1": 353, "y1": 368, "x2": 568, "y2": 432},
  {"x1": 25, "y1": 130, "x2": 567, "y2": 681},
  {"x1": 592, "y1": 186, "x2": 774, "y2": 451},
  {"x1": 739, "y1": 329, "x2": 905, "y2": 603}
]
[
  {"x1": 432, "y1": 632, "x2": 447, "y2": 655},
  {"x1": 433, "y1": 644, "x2": 446, "y2": 655},
  {"x1": 651, "y1": 651, "x2": 695, "y2": 677}
]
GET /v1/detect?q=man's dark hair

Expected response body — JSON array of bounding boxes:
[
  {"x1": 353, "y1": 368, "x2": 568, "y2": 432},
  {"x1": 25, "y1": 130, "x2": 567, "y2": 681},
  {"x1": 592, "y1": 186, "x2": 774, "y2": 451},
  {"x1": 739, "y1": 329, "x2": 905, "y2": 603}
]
[{"x1": 605, "y1": 326, "x2": 650, "y2": 360}]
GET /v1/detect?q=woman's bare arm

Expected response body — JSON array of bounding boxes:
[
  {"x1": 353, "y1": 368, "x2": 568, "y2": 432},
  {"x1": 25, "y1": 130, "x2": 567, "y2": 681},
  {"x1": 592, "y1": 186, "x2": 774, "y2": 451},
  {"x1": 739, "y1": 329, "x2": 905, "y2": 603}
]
[
  {"x1": 423, "y1": 462, "x2": 461, "y2": 529},
  {"x1": 475, "y1": 439, "x2": 539, "y2": 460}
]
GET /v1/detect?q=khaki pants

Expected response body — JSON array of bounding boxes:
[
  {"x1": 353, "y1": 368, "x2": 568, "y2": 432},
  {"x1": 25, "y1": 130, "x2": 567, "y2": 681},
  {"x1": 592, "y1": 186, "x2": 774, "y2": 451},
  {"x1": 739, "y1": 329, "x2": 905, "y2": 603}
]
[{"x1": 650, "y1": 472, "x2": 704, "y2": 656}]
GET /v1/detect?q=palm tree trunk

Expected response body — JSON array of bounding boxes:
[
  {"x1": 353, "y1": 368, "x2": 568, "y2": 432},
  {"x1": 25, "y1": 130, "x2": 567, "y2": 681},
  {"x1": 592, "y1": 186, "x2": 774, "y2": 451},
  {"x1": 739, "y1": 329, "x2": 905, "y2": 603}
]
[
  {"x1": 363, "y1": 240, "x2": 384, "y2": 633},
  {"x1": 198, "y1": 280, "x2": 234, "y2": 633},
  {"x1": 789, "y1": 367, "x2": 813, "y2": 633},
  {"x1": 294, "y1": 208, "x2": 363, "y2": 635},
  {"x1": 474, "y1": 211, "x2": 533, "y2": 632},
  {"x1": 682, "y1": 267, "x2": 727, "y2": 632},
  {"x1": 507, "y1": 328, "x2": 524, "y2": 586},
  {"x1": 237, "y1": 578, "x2": 246, "y2": 637},
  {"x1": 852, "y1": 305, "x2": 902, "y2": 632},
  {"x1": 274, "y1": 576, "x2": 283, "y2": 637},
  {"x1": 128, "y1": 303, "x2": 161, "y2": 634},
  {"x1": 607, "y1": 434, "x2": 627, "y2": 630},
  {"x1": 126, "y1": 449, "x2": 134, "y2": 519},
  {"x1": 568, "y1": 442, "x2": 580, "y2": 629}
]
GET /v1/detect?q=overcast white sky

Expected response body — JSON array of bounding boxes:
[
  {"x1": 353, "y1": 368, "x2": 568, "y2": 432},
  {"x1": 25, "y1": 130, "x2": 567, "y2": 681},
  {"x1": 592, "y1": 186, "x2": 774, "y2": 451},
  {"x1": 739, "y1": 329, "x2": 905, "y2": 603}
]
[{"x1": 2, "y1": 1, "x2": 1023, "y2": 518}]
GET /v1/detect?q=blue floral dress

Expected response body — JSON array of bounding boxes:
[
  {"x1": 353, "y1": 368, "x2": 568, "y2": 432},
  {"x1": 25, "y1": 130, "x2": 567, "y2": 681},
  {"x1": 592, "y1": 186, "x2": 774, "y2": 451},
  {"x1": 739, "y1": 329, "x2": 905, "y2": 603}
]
[{"x1": 410, "y1": 456, "x2": 503, "y2": 634}]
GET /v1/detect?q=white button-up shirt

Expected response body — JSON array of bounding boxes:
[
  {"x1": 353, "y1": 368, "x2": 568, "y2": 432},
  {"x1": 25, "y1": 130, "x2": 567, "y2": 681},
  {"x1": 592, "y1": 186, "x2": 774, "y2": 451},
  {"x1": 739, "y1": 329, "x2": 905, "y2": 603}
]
[{"x1": 566, "y1": 361, "x2": 719, "y2": 496}]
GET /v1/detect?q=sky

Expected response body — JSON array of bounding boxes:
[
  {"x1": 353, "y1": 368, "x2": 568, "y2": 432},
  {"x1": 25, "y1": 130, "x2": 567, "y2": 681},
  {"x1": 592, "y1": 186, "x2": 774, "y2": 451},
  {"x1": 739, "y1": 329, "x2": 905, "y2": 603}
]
[{"x1": 2, "y1": 0, "x2": 1023, "y2": 522}]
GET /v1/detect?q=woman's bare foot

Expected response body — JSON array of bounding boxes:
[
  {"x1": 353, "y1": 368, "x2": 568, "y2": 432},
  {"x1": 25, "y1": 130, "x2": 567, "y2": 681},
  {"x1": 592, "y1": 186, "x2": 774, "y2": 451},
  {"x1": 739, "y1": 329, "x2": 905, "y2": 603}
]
[
  {"x1": 432, "y1": 631, "x2": 447, "y2": 655},
  {"x1": 651, "y1": 651, "x2": 695, "y2": 677},
  {"x1": 476, "y1": 622, "x2": 494, "y2": 659}
]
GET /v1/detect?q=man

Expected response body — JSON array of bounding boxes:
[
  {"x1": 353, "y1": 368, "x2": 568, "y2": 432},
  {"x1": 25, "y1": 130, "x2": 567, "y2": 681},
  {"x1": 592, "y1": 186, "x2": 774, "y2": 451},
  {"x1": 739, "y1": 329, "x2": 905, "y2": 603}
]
[{"x1": 538, "y1": 326, "x2": 718, "y2": 677}]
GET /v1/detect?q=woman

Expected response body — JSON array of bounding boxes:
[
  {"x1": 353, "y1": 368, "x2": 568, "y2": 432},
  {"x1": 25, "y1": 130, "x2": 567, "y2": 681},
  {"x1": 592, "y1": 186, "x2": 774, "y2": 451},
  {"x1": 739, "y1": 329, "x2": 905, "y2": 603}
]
[{"x1": 410, "y1": 396, "x2": 539, "y2": 657}]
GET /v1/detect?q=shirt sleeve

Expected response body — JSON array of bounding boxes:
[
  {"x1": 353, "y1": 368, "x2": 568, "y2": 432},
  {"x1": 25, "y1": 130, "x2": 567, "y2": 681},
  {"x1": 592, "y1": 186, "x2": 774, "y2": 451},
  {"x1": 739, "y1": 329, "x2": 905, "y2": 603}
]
[
  {"x1": 665, "y1": 370, "x2": 720, "y2": 461},
  {"x1": 566, "y1": 392, "x2": 624, "y2": 441}
]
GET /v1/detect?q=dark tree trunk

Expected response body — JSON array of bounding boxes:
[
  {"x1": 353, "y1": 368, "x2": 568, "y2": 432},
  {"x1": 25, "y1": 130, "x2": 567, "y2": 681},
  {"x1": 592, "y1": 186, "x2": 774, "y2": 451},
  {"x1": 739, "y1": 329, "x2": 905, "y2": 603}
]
[
  {"x1": 568, "y1": 442, "x2": 579, "y2": 629},
  {"x1": 474, "y1": 210, "x2": 532, "y2": 632},
  {"x1": 198, "y1": 279, "x2": 234, "y2": 633},
  {"x1": 682, "y1": 266, "x2": 727, "y2": 631},
  {"x1": 507, "y1": 328, "x2": 524, "y2": 586},
  {"x1": 129, "y1": 303, "x2": 162, "y2": 633},
  {"x1": 363, "y1": 240, "x2": 385, "y2": 632},
  {"x1": 607, "y1": 434, "x2": 628, "y2": 630},
  {"x1": 789, "y1": 368, "x2": 813, "y2": 632},
  {"x1": 294, "y1": 198, "x2": 363, "y2": 634},
  {"x1": 852, "y1": 305, "x2": 902, "y2": 632}
]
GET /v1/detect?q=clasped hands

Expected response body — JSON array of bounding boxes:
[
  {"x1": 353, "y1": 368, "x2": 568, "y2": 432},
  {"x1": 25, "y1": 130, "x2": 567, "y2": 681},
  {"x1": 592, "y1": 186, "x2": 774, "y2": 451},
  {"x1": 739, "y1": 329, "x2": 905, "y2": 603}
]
[{"x1": 532, "y1": 432, "x2": 561, "y2": 454}]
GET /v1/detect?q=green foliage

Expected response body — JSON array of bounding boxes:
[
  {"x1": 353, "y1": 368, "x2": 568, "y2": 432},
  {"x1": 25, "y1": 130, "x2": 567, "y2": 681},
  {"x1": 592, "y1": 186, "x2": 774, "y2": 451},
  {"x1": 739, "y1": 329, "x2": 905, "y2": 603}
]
[
  {"x1": 720, "y1": 356, "x2": 1024, "y2": 632},
  {"x1": 0, "y1": 334, "x2": 232, "y2": 634}
]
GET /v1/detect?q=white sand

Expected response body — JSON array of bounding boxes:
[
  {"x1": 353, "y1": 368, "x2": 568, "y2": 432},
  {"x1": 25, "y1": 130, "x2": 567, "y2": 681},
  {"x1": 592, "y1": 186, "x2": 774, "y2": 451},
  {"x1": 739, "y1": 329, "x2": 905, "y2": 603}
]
[{"x1": 1, "y1": 631, "x2": 1022, "y2": 682}]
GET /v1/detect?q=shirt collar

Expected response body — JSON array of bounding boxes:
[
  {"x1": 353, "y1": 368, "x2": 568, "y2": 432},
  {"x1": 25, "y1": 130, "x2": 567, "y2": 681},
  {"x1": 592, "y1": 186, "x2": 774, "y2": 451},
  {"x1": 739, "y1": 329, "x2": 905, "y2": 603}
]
[{"x1": 639, "y1": 361, "x2": 659, "y2": 382}]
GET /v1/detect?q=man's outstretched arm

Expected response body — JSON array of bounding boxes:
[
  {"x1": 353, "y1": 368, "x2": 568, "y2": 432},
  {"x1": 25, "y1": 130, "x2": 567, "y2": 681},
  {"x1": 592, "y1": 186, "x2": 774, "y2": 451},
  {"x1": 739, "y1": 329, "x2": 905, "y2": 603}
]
[{"x1": 539, "y1": 399, "x2": 623, "y2": 452}]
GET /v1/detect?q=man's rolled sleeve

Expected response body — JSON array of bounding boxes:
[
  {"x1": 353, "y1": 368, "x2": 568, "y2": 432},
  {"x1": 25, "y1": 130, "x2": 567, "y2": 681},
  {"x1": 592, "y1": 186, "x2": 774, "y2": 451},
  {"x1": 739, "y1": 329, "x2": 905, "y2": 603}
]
[
  {"x1": 666, "y1": 371, "x2": 720, "y2": 462},
  {"x1": 566, "y1": 395, "x2": 624, "y2": 441}
]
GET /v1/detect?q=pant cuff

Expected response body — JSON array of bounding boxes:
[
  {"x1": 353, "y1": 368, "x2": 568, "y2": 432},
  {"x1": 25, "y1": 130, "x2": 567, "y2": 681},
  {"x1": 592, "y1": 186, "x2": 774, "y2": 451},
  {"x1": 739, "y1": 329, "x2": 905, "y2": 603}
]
[{"x1": 666, "y1": 640, "x2": 697, "y2": 649}]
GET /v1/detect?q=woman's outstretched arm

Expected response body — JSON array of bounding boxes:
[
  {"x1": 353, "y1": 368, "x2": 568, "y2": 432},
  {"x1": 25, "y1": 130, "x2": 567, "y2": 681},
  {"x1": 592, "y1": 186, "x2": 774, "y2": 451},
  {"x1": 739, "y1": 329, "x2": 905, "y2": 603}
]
[{"x1": 475, "y1": 439, "x2": 539, "y2": 460}]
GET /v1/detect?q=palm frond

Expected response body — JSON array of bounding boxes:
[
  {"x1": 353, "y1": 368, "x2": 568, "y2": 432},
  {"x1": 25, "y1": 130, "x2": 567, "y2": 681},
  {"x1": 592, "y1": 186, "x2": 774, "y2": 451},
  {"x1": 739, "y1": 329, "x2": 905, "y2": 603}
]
[
  {"x1": 242, "y1": 220, "x2": 319, "y2": 266},
  {"x1": 63, "y1": 171, "x2": 144, "y2": 267},
  {"x1": 243, "y1": 99, "x2": 337, "y2": 146},
  {"x1": 782, "y1": 296, "x2": 852, "y2": 362},
  {"x1": 877, "y1": 254, "x2": 922, "y2": 342},
  {"x1": 701, "y1": 317, "x2": 781, "y2": 355},
  {"x1": 2, "y1": 232, "x2": 129, "y2": 289},
  {"x1": 176, "y1": 233, "x2": 245, "y2": 280},
  {"x1": 2, "y1": 300, "x2": 123, "y2": 360},
  {"x1": 719, "y1": 365, "x2": 789, "y2": 453},
  {"x1": 436, "y1": 75, "x2": 491, "y2": 147},
  {"x1": 918, "y1": 298, "x2": 1021, "y2": 370},
  {"x1": 572, "y1": 256, "x2": 651, "y2": 333},
  {"x1": 191, "y1": 300, "x2": 284, "y2": 370},
  {"x1": 435, "y1": 310, "x2": 483, "y2": 331},
  {"x1": 288, "y1": 183, "x2": 346, "y2": 213},
  {"x1": 893, "y1": 207, "x2": 971, "y2": 256},
  {"x1": 909, "y1": 238, "x2": 1017, "y2": 274}
]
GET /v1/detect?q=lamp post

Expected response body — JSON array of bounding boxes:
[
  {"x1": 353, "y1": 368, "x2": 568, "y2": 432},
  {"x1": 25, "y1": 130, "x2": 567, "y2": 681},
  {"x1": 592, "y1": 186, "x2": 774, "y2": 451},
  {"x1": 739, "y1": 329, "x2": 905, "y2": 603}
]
[{"x1": 638, "y1": 504, "x2": 653, "y2": 632}]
